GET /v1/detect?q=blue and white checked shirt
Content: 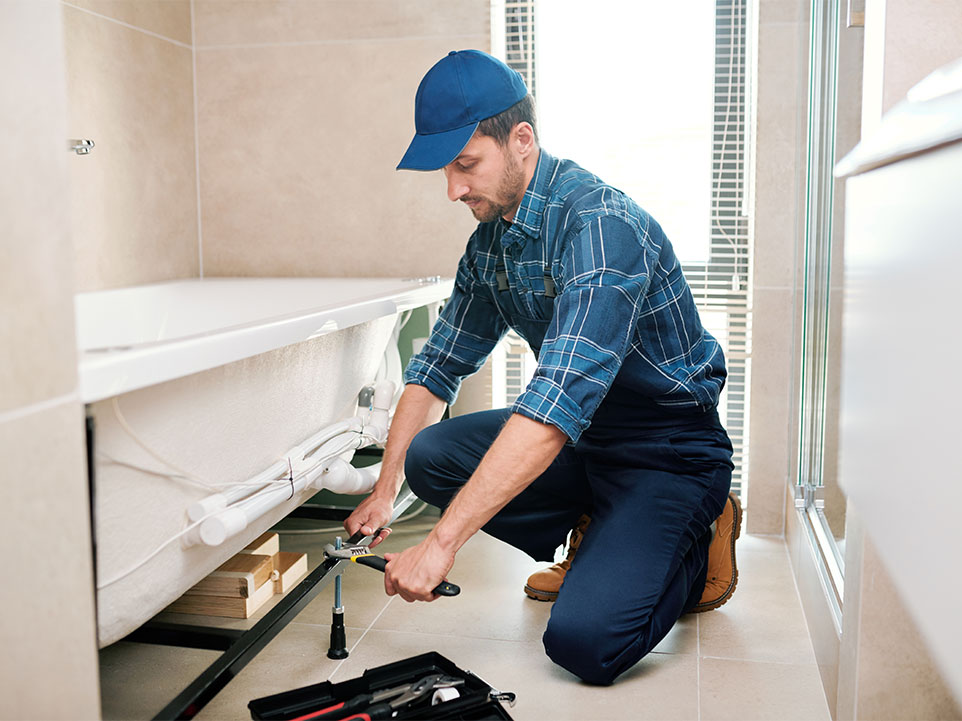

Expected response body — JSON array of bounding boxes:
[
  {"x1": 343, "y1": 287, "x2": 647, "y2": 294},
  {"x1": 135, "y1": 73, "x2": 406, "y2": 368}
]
[{"x1": 403, "y1": 150, "x2": 727, "y2": 443}]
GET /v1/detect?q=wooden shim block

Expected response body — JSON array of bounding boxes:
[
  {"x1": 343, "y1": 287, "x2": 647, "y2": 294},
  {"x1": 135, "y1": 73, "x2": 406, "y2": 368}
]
[
  {"x1": 272, "y1": 552, "x2": 308, "y2": 595},
  {"x1": 182, "y1": 553, "x2": 273, "y2": 599},
  {"x1": 240, "y1": 531, "x2": 279, "y2": 557},
  {"x1": 166, "y1": 577, "x2": 275, "y2": 619}
]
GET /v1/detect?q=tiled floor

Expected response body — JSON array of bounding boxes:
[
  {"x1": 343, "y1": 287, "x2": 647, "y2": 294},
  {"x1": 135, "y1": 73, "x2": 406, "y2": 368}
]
[{"x1": 99, "y1": 514, "x2": 832, "y2": 720}]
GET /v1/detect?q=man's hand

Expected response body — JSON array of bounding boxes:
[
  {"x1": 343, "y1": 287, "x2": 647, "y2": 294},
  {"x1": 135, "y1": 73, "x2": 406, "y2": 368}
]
[
  {"x1": 383, "y1": 536, "x2": 456, "y2": 602},
  {"x1": 344, "y1": 494, "x2": 394, "y2": 548}
]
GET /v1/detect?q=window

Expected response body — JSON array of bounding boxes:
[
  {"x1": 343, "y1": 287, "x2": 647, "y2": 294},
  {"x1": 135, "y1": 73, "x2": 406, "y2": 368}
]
[{"x1": 492, "y1": 0, "x2": 751, "y2": 499}]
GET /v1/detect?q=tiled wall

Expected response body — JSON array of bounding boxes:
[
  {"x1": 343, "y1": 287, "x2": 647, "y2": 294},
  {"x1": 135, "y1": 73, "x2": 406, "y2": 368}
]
[
  {"x1": 63, "y1": 0, "x2": 199, "y2": 292},
  {"x1": 62, "y1": 0, "x2": 484, "y2": 291},
  {"x1": 193, "y1": 1, "x2": 485, "y2": 278},
  {"x1": 0, "y1": 2, "x2": 100, "y2": 717},
  {"x1": 746, "y1": 0, "x2": 808, "y2": 534}
]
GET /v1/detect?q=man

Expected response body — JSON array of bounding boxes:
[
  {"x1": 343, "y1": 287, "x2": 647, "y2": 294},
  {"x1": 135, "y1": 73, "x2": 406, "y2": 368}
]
[{"x1": 345, "y1": 49, "x2": 740, "y2": 685}]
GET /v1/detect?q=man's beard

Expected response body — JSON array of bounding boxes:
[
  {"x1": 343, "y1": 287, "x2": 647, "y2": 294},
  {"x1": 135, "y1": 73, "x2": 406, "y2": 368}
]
[{"x1": 463, "y1": 152, "x2": 525, "y2": 223}]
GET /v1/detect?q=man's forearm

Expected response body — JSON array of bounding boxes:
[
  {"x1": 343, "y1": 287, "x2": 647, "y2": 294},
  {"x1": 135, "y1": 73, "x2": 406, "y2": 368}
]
[
  {"x1": 428, "y1": 413, "x2": 569, "y2": 553},
  {"x1": 371, "y1": 383, "x2": 447, "y2": 501}
]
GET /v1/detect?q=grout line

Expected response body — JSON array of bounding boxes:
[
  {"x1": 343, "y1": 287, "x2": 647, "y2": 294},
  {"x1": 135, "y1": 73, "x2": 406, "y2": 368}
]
[
  {"x1": 190, "y1": 0, "x2": 203, "y2": 278},
  {"x1": 0, "y1": 391, "x2": 80, "y2": 426},
  {"x1": 326, "y1": 596, "x2": 396, "y2": 683},
  {"x1": 61, "y1": 2, "x2": 192, "y2": 49},
  {"x1": 194, "y1": 32, "x2": 486, "y2": 52},
  {"x1": 699, "y1": 654, "x2": 822, "y2": 667},
  {"x1": 696, "y1": 614, "x2": 702, "y2": 721}
]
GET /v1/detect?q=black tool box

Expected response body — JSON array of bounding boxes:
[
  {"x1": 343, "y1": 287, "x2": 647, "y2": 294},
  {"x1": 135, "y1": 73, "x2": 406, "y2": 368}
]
[{"x1": 248, "y1": 651, "x2": 515, "y2": 720}]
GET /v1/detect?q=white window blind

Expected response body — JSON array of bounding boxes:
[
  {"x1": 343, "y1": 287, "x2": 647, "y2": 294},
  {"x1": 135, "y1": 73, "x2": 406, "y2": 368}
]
[{"x1": 494, "y1": 0, "x2": 751, "y2": 500}]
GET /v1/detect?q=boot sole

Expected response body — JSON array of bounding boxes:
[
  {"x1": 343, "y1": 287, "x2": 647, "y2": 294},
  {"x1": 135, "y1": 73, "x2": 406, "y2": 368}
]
[
  {"x1": 524, "y1": 585, "x2": 558, "y2": 602},
  {"x1": 690, "y1": 492, "x2": 742, "y2": 613}
]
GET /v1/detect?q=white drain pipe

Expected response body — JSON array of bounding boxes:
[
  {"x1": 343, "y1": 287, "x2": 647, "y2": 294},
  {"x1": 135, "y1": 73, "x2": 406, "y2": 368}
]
[{"x1": 185, "y1": 380, "x2": 394, "y2": 548}]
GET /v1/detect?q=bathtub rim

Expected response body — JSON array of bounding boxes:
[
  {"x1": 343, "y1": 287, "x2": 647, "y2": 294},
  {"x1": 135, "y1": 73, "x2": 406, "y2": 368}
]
[{"x1": 75, "y1": 276, "x2": 453, "y2": 403}]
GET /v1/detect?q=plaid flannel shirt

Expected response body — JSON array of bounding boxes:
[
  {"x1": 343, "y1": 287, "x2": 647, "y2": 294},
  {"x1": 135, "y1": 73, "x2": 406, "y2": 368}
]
[{"x1": 403, "y1": 150, "x2": 727, "y2": 443}]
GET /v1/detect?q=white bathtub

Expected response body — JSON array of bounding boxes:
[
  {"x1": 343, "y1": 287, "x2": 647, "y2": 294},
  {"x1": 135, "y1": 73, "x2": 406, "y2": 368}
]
[
  {"x1": 75, "y1": 276, "x2": 452, "y2": 402},
  {"x1": 78, "y1": 277, "x2": 451, "y2": 646}
]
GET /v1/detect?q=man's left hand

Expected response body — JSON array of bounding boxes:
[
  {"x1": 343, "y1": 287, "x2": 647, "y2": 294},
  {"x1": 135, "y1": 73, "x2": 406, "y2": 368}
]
[{"x1": 383, "y1": 537, "x2": 456, "y2": 602}]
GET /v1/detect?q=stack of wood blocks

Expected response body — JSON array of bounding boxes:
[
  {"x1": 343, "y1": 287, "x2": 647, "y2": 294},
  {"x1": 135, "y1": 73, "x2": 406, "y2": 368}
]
[{"x1": 166, "y1": 532, "x2": 308, "y2": 619}]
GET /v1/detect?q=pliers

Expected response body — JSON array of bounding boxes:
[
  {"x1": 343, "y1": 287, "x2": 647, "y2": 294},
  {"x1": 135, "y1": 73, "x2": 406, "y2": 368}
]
[{"x1": 288, "y1": 673, "x2": 465, "y2": 721}]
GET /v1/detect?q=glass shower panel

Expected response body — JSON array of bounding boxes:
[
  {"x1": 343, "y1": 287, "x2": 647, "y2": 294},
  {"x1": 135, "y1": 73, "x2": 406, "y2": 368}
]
[{"x1": 796, "y1": 0, "x2": 861, "y2": 621}]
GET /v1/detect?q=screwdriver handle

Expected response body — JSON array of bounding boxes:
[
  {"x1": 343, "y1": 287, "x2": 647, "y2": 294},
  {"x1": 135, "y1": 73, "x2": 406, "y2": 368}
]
[{"x1": 352, "y1": 555, "x2": 461, "y2": 596}]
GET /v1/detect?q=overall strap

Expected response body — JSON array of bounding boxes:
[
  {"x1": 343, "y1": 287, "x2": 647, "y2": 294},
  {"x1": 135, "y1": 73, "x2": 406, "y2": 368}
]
[{"x1": 496, "y1": 182, "x2": 600, "y2": 297}]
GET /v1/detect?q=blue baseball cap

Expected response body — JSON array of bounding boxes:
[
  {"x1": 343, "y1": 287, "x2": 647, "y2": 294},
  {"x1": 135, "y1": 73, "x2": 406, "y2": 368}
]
[{"x1": 397, "y1": 49, "x2": 529, "y2": 171}]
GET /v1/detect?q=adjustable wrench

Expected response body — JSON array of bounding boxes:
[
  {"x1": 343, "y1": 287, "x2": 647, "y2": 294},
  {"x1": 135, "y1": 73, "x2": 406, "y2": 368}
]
[{"x1": 323, "y1": 543, "x2": 461, "y2": 597}]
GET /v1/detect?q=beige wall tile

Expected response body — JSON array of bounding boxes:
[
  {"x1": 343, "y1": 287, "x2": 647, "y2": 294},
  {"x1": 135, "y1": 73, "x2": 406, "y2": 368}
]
[
  {"x1": 746, "y1": 287, "x2": 795, "y2": 534},
  {"x1": 852, "y1": 537, "x2": 962, "y2": 720},
  {"x1": 758, "y1": 0, "x2": 803, "y2": 25},
  {"x1": 64, "y1": 5, "x2": 199, "y2": 291},
  {"x1": 67, "y1": 0, "x2": 192, "y2": 45},
  {"x1": 197, "y1": 38, "x2": 481, "y2": 278},
  {"x1": 1, "y1": 2, "x2": 79, "y2": 413},
  {"x1": 753, "y1": 20, "x2": 802, "y2": 291},
  {"x1": 701, "y1": 657, "x2": 830, "y2": 721},
  {"x1": 0, "y1": 402, "x2": 99, "y2": 719},
  {"x1": 194, "y1": 0, "x2": 489, "y2": 47},
  {"x1": 881, "y1": 0, "x2": 962, "y2": 114}
]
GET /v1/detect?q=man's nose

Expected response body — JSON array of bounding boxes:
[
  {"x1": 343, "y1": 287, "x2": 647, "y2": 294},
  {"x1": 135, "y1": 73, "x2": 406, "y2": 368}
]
[{"x1": 446, "y1": 173, "x2": 468, "y2": 202}]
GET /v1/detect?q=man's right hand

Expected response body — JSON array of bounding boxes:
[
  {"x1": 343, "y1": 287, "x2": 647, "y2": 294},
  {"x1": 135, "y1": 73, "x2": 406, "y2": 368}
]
[{"x1": 344, "y1": 494, "x2": 395, "y2": 548}]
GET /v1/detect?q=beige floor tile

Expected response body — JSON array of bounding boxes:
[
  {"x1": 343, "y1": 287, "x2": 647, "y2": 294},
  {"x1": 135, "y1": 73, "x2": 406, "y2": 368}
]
[
  {"x1": 700, "y1": 657, "x2": 830, "y2": 721},
  {"x1": 100, "y1": 642, "x2": 221, "y2": 720},
  {"x1": 370, "y1": 526, "x2": 554, "y2": 642},
  {"x1": 195, "y1": 622, "x2": 349, "y2": 720},
  {"x1": 99, "y1": 521, "x2": 816, "y2": 720},
  {"x1": 330, "y1": 628, "x2": 698, "y2": 721},
  {"x1": 737, "y1": 532, "x2": 788, "y2": 555},
  {"x1": 699, "y1": 543, "x2": 817, "y2": 665}
]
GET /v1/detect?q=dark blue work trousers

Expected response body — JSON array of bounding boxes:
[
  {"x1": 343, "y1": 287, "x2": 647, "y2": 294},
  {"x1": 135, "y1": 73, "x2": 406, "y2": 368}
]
[{"x1": 405, "y1": 392, "x2": 733, "y2": 685}]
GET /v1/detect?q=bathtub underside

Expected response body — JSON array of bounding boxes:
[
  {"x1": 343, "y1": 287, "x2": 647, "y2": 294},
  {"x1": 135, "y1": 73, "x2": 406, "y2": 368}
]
[{"x1": 91, "y1": 315, "x2": 397, "y2": 647}]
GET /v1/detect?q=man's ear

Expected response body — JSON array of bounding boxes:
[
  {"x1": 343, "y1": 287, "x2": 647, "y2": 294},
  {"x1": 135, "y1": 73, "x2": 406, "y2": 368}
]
[{"x1": 513, "y1": 122, "x2": 536, "y2": 158}]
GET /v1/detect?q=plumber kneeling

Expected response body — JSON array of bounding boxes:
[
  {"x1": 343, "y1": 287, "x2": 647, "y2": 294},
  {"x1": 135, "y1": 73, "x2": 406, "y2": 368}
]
[{"x1": 344, "y1": 49, "x2": 740, "y2": 685}]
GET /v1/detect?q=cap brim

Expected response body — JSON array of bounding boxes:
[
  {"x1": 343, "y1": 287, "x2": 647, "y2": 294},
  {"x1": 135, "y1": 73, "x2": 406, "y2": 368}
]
[{"x1": 396, "y1": 122, "x2": 478, "y2": 171}]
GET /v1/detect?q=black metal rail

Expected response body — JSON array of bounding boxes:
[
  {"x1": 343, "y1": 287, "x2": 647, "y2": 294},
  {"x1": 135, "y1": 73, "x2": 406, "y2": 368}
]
[{"x1": 117, "y1": 492, "x2": 418, "y2": 720}]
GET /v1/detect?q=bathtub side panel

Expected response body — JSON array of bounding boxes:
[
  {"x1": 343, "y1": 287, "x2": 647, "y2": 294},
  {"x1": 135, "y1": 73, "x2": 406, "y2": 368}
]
[{"x1": 92, "y1": 314, "x2": 395, "y2": 647}]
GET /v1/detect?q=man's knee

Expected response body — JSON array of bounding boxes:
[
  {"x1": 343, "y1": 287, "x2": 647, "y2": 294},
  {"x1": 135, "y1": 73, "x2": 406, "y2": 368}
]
[
  {"x1": 404, "y1": 424, "x2": 454, "y2": 507},
  {"x1": 543, "y1": 608, "x2": 651, "y2": 685}
]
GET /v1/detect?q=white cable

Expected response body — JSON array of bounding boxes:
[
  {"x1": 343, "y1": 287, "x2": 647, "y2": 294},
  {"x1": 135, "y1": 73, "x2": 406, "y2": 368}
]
[
  {"x1": 97, "y1": 452, "x2": 299, "y2": 492},
  {"x1": 96, "y1": 510, "x2": 216, "y2": 590},
  {"x1": 111, "y1": 397, "x2": 217, "y2": 489}
]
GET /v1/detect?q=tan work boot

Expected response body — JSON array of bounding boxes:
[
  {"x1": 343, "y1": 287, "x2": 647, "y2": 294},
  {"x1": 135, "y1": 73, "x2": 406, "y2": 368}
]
[
  {"x1": 524, "y1": 514, "x2": 591, "y2": 601},
  {"x1": 691, "y1": 491, "x2": 742, "y2": 613}
]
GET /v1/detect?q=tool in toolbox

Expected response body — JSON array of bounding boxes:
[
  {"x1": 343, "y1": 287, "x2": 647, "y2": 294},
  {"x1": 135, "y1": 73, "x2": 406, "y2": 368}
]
[
  {"x1": 322, "y1": 543, "x2": 461, "y2": 597},
  {"x1": 289, "y1": 673, "x2": 465, "y2": 721}
]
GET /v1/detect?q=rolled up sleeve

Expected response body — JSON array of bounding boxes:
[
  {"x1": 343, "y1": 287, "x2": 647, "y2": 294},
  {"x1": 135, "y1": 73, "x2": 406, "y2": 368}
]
[
  {"x1": 511, "y1": 216, "x2": 656, "y2": 442},
  {"x1": 403, "y1": 241, "x2": 508, "y2": 405}
]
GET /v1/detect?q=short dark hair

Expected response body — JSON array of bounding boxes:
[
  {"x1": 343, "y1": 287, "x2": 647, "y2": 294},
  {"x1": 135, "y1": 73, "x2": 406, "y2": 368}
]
[{"x1": 477, "y1": 94, "x2": 539, "y2": 146}]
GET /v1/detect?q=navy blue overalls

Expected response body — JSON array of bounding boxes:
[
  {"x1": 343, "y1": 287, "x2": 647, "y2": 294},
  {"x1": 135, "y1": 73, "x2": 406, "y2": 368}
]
[{"x1": 403, "y1": 159, "x2": 734, "y2": 684}]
